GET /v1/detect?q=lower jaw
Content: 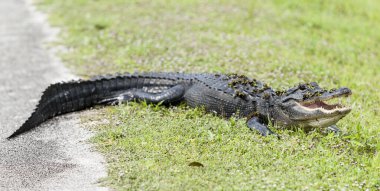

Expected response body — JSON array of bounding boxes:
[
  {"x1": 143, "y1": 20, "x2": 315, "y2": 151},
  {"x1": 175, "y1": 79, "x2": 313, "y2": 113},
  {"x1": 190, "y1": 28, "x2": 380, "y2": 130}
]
[
  {"x1": 275, "y1": 116, "x2": 344, "y2": 132},
  {"x1": 300, "y1": 115, "x2": 343, "y2": 129}
]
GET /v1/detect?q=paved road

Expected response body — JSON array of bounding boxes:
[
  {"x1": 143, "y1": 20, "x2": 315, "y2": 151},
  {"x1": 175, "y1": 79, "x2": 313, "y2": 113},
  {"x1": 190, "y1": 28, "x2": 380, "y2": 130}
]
[{"x1": 0, "y1": 0, "x2": 108, "y2": 190}]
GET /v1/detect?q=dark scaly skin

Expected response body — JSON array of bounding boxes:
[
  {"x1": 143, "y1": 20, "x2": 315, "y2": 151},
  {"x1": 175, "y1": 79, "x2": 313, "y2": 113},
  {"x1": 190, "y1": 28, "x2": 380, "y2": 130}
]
[{"x1": 8, "y1": 72, "x2": 352, "y2": 139}]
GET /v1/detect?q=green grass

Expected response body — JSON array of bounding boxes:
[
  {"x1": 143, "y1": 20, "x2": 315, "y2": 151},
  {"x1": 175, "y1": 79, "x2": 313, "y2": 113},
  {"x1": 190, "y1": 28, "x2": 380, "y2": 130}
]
[{"x1": 38, "y1": 0, "x2": 380, "y2": 190}]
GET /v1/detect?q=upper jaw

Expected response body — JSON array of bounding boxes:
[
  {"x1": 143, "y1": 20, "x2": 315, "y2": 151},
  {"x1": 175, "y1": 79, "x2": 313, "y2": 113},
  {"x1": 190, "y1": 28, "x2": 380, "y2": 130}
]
[{"x1": 302, "y1": 87, "x2": 352, "y2": 104}]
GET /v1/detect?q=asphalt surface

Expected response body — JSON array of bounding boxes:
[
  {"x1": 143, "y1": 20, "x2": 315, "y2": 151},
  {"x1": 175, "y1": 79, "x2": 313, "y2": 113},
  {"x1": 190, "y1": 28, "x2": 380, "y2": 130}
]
[{"x1": 0, "y1": 0, "x2": 108, "y2": 190}]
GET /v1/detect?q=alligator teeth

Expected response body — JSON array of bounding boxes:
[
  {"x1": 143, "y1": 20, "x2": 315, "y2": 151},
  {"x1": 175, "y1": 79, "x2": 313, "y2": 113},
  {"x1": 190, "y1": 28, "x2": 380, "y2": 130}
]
[
  {"x1": 300, "y1": 97, "x2": 350, "y2": 111},
  {"x1": 342, "y1": 96, "x2": 351, "y2": 106}
]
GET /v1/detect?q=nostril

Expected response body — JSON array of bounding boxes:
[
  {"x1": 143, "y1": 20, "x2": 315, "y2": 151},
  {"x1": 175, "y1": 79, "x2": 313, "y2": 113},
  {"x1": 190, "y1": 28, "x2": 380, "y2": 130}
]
[{"x1": 339, "y1": 87, "x2": 352, "y2": 95}]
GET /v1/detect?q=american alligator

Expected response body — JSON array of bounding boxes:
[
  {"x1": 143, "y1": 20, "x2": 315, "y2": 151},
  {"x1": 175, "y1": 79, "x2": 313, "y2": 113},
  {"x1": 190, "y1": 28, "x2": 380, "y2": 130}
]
[{"x1": 8, "y1": 72, "x2": 352, "y2": 139}]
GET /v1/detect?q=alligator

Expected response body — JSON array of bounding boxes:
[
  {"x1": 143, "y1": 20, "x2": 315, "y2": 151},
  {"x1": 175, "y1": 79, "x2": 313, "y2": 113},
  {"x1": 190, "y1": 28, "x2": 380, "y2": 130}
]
[{"x1": 8, "y1": 72, "x2": 352, "y2": 139}]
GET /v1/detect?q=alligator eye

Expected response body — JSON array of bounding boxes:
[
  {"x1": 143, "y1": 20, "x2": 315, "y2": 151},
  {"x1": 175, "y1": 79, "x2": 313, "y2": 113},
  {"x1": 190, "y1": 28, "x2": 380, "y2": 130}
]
[{"x1": 299, "y1": 84, "x2": 306, "y2": 90}]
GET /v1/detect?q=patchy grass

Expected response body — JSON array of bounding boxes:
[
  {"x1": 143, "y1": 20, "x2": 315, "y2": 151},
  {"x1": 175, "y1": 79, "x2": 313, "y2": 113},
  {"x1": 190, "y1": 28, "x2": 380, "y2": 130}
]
[{"x1": 38, "y1": 0, "x2": 380, "y2": 190}]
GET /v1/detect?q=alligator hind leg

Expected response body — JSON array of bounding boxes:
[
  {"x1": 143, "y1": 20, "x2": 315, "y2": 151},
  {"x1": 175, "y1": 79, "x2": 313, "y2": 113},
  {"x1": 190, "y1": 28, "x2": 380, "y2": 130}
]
[
  {"x1": 247, "y1": 117, "x2": 279, "y2": 138},
  {"x1": 98, "y1": 91, "x2": 135, "y2": 105},
  {"x1": 99, "y1": 85, "x2": 185, "y2": 105},
  {"x1": 133, "y1": 85, "x2": 185, "y2": 104}
]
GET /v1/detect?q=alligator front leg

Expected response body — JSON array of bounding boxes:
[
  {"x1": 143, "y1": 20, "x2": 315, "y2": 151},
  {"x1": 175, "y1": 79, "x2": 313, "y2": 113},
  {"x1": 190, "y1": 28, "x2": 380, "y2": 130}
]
[
  {"x1": 246, "y1": 116, "x2": 277, "y2": 137},
  {"x1": 99, "y1": 85, "x2": 185, "y2": 105},
  {"x1": 324, "y1": 125, "x2": 341, "y2": 134}
]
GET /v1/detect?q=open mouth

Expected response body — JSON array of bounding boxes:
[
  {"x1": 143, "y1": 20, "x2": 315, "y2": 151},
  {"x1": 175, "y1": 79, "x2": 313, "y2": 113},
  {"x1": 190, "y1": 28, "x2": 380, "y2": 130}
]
[
  {"x1": 286, "y1": 87, "x2": 352, "y2": 126},
  {"x1": 299, "y1": 96, "x2": 351, "y2": 114},
  {"x1": 297, "y1": 87, "x2": 352, "y2": 114}
]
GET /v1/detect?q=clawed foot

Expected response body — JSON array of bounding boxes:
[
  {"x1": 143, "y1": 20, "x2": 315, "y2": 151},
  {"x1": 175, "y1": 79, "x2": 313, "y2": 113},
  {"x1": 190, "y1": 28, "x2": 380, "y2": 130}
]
[
  {"x1": 323, "y1": 125, "x2": 341, "y2": 135},
  {"x1": 247, "y1": 117, "x2": 280, "y2": 139}
]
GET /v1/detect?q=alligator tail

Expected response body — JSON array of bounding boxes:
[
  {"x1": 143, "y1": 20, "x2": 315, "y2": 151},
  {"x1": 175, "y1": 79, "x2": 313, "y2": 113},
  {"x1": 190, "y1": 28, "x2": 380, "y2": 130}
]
[{"x1": 7, "y1": 74, "x2": 144, "y2": 139}]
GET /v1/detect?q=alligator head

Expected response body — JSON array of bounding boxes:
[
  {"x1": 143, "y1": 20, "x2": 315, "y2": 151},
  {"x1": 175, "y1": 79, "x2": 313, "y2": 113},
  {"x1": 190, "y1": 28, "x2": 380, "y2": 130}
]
[{"x1": 271, "y1": 82, "x2": 352, "y2": 130}]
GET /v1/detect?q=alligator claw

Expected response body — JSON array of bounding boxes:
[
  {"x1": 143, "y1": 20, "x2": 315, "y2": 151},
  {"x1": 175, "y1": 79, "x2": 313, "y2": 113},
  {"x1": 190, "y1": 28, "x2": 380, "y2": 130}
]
[
  {"x1": 324, "y1": 125, "x2": 341, "y2": 135},
  {"x1": 247, "y1": 117, "x2": 279, "y2": 138}
]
